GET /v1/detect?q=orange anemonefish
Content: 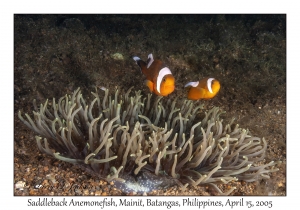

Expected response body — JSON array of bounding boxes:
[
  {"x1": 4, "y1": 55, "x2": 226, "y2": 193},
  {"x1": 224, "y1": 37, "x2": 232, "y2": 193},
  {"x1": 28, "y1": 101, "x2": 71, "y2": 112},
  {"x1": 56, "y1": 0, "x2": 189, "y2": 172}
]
[
  {"x1": 133, "y1": 53, "x2": 175, "y2": 96},
  {"x1": 184, "y1": 77, "x2": 220, "y2": 100}
]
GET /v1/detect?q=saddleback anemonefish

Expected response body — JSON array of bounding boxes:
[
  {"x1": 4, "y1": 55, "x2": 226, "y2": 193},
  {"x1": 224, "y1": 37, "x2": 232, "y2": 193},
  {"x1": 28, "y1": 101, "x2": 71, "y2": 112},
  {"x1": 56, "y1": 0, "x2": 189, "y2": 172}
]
[
  {"x1": 184, "y1": 77, "x2": 220, "y2": 100},
  {"x1": 133, "y1": 53, "x2": 175, "y2": 96}
]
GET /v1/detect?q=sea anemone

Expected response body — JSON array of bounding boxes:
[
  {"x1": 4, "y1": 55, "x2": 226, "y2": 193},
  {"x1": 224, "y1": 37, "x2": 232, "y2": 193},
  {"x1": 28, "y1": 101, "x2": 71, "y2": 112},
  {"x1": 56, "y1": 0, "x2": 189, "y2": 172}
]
[{"x1": 18, "y1": 87, "x2": 281, "y2": 195}]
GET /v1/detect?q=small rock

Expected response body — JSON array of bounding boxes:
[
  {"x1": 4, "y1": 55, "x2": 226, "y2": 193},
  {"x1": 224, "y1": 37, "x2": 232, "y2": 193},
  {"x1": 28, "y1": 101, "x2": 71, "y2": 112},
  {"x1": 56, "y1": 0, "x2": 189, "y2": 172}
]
[
  {"x1": 95, "y1": 190, "x2": 102, "y2": 196},
  {"x1": 83, "y1": 189, "x2": 89, "y2": 195},
  {"x1": 15, "y1": 181, "x2": 26, "y2": 190},
  {"x1": 29, "y1": 189, "x2": 38, "y2": 195},
  {"x1": 111, "y1": 53, "x2": 124, "y2": 60}
]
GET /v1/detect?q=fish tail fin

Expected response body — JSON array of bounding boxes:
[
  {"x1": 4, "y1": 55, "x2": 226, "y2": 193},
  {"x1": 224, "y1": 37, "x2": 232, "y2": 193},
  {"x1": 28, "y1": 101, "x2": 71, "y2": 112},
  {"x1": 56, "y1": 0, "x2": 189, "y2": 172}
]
[
  {"x1": 133, "y1": 56, "x2": 147, "y2": 70},
  {"x1": 133, "y1": 56, "x2": 141, "y2": 62}
]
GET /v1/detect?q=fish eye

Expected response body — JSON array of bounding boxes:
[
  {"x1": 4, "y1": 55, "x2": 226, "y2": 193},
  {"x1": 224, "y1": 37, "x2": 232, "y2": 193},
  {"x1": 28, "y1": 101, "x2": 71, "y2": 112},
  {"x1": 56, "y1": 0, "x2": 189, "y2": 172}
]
[{"x1": 163, "y1": 78, "x2": 166, "y2": 82}]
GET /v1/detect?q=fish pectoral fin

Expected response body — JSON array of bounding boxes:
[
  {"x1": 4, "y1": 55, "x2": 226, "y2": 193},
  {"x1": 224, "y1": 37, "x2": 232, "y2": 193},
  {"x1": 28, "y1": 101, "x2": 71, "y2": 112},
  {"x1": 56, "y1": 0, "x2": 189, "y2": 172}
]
[
  {"x1": 197, "y1": 87, "x2": 206, "y2": 95},
  {"x1": 145, "y1": 80, "x2": 154, "y2": 92},
  {"x1": 187, "y1": 87, "x2": 206, "y2": 100}
]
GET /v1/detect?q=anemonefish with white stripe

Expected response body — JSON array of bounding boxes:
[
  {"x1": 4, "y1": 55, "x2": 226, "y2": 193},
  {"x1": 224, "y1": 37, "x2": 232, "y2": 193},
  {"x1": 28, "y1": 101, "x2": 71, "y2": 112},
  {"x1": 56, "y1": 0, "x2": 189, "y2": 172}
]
[
  {"x1": 184, "y1": 77, "x2": 220, "y2": 100},
  {"x1": 133, "y1": 53, "x2": 175, "y2": 96}
]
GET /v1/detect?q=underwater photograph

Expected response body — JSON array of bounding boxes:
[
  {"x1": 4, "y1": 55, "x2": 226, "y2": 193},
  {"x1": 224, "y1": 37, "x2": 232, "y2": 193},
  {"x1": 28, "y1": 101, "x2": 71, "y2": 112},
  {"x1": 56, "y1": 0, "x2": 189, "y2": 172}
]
[{"x1": 14, "y1": 14, "x2": 286, "y2": 196}]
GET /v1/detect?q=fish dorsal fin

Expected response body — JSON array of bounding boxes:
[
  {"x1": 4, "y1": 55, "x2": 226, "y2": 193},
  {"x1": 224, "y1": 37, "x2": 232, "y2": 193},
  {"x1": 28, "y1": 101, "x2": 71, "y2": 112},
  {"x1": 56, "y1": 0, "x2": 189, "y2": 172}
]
[
  {"x1": 184, "y1": 81, "x2": 199, "y2": 88},
  {"x1": 156, "y1": 67, "x2": 172, "y2": 93},
  {"x1": 147, "y1": 53, "x2": 154, "y2": 68},
  {"x1": 207, "y1": 78, "x2": 215, "y2": 93}
]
